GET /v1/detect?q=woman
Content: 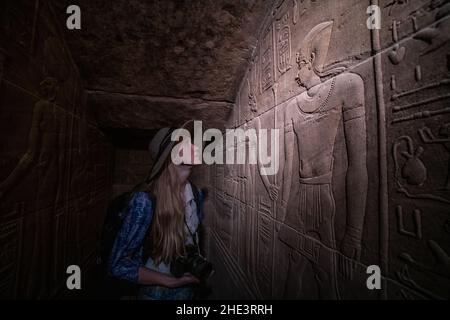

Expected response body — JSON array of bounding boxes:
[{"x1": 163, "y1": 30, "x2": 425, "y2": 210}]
[{"x1": 107, "y1": 121, "x2": 205, "y2": 300}]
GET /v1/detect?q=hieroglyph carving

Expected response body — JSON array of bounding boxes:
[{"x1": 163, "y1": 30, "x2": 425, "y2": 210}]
[
  {"x1": 261, "y1": 26, "x2": 274, "y2": 91},
  {"x1": 396, "y1": 206, "x2": 422, "y2": 239},
  {"x1": 419, "y1": 125, "x2": 450, "y2": 190},
  {"x1": 393, "y1": 135, "x2": 450, "y2": 204},
  {"x1": 248, "y1": 59, "x2": 259, "y2": 113},
  {"x1": 276, "y1": 12, "x2": 292, "y2": 74}
]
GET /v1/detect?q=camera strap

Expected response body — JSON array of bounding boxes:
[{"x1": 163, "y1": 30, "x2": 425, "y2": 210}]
[
  {"x1": 184, "y1": 182, "x2": 201, "y2": 253},
  {"x1": 184, "y1": 216, "x2": 200, "y2": 254}
]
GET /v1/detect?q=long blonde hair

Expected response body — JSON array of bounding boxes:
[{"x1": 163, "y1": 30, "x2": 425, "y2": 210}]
[{"x1": 148, "y1": 161, "x2": 186, "y2": 265}]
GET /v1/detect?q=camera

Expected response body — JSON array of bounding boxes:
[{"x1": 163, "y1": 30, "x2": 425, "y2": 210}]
[{"x1": 170, "y1": 245, "x2": 214, "y2": 281}]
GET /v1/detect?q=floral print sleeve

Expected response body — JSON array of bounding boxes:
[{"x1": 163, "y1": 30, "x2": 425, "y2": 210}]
[{"x1": 107, "y1": 192, "x2": 153, "y2": 283}]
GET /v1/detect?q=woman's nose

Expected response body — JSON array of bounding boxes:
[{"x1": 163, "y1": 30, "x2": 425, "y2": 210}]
[{"x1": 190, "y1": 143, "x2": 202, "y2": 165}]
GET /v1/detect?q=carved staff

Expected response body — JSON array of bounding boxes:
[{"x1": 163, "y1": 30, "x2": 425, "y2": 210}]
[
  {"x1": 272, "y1": 83, "x2": 278, "y2": 188},
  {"x1": 371, "y1": 0, "x2": 389, "y2": 299}
]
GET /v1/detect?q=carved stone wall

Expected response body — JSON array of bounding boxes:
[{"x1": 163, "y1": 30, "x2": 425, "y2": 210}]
[
  {"x1": 0, "y1": 0, "x2": 113, "y2": 298},
  {"x1": 203, "y1": 0, "x2": 450, "y2": 299}
]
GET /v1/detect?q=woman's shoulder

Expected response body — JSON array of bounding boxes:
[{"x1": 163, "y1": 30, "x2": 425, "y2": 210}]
[
  {"x1": 130, "y1": 191, "x2": 153, "y2": 205},
  {"x1": 125, "y1": 191, "x2": 154, "y2": 221}
]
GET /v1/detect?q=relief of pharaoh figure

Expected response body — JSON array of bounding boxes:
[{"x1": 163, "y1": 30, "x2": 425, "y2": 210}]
[{"x1": 278, "y1": 21, "x2": 368, "y2": 299}]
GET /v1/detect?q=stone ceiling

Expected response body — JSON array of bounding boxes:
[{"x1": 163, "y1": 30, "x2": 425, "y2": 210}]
[{"x1": 53, "y1": 0, "x2": 274, "y2": 135}]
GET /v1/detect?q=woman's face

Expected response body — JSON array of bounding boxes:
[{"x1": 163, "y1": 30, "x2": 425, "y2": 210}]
[{"x1": 171, "y1": 142, "x2": 201, "y2": 184}]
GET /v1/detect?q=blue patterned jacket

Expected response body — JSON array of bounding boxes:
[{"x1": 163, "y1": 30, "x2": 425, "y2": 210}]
[{"x1": 107, "y1": 187, "x2": 205, "y2": 284}]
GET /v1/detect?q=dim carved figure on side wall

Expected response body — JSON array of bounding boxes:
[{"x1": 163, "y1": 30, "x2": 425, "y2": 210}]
[
  {"x1": 278, "y1": 21, "x2": 368, "y2": 299},
  {"x1": 0, "y1": 75, "x2": 67, "y2": 298}
]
